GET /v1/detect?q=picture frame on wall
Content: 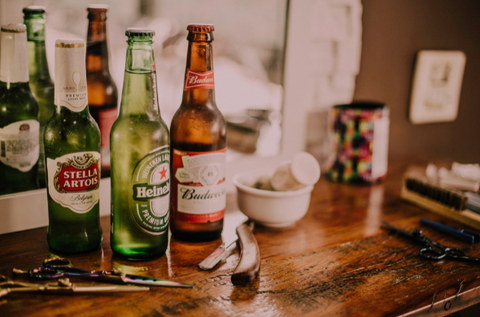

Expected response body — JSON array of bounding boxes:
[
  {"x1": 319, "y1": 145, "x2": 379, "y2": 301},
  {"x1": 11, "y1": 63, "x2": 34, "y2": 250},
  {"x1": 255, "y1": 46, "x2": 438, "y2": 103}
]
[{"x1": 409, "y1": 50, "x2": 466, "y2": 124}]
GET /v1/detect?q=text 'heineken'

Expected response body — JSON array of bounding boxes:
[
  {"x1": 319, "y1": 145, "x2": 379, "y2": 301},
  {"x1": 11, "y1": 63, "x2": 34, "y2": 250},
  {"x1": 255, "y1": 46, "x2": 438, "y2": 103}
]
[
  {"x1": 23, "y1": 6, "x2": 55, "y2": 188},
  {"x1": 170, "y1": 24, "x2": 227, "y2": 242},
  {"x1": 44, "y1": 39, "x2": 102, "y2": 253},
  {"x1": 110, "y1": 29, "x2": 170, "y2": 260},
  {"x1": 0, "y1": 24, "x2": 39, "y2": 195}
]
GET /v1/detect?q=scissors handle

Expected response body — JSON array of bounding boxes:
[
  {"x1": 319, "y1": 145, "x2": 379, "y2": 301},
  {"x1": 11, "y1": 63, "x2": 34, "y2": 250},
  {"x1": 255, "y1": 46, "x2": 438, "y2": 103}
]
[
  {"x1": 29, "y1": 267, "x2": 113, "y2": 280},
  {"x1": 419, "y1": 247, "x2": 447, "y2": 260},
  {"x1": 43, "y1": 257, "x2": 92, "y2": 274},
  {"x1": 445, "y1": 247, "x2": 480, "y2": 262}
]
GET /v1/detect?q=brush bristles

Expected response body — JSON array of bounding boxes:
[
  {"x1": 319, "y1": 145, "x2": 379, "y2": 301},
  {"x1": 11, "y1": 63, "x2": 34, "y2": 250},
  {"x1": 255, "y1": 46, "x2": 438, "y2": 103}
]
[{"x1": 404, "y1": 176, "x2": 468, "y2": 210}]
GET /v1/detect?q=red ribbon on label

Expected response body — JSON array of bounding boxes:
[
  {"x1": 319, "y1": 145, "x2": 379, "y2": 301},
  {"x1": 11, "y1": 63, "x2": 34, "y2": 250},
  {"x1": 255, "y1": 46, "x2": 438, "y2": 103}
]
[{"x1": 184, "y1": 69, "x2": 215, "y2": 91}]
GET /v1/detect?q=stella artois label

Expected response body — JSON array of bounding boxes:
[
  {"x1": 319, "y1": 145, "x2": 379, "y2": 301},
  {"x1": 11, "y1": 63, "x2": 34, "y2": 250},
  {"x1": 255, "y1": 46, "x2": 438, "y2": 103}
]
[
  {"x1": 184, "y1": 69, "x2": 215, "y2": 91},
  {"x1": 131, "y1": 146, "x2": 170, "y2": 234},
  {"x1": 54, "y1": 40, "x2": 88, "y2": 112},
  {"x1": 47, "y1": 152, "x2": 100, "y2": 214},
  {"x1": 171, "y1": 148, "x2": 226, "y2": 223},
  {"x1": 0, "y1": 120, "x2": 39, "y2": 172}
]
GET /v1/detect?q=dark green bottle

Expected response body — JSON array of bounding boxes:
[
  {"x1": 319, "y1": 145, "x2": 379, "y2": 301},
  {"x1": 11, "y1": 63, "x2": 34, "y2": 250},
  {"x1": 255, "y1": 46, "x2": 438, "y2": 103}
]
[
  {"x1": 110, "y1": 29, "x2": 170, "y2": 260},
  {"x1": 0, "y1": 24, "x2": 39, "y2": 195},
  {"x1": 23, "y1": 6, "x2": 55, "y2": 188},
  {"x1": 44, "y1": 39, "x2": 102, "y2": 253}
]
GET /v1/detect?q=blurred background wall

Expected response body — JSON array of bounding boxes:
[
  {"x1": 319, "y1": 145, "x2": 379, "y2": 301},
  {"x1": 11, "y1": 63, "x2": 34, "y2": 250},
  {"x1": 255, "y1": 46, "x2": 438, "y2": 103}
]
[
  {"x1": 354, "y1": 0, "x2": 480, "y2": 163},
  {"x1": 2, "y1": 0, "x2": 479, "y2": 165}
]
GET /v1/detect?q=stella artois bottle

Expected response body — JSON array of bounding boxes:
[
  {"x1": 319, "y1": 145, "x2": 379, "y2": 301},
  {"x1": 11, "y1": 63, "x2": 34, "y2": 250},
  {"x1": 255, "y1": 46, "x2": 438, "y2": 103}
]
[
  {"x1": 170, "y1": 24, "x2": 227, "y2": 242},
  {"x1": 0, "y1": 24, "x2": 40, "y2": 195},
  {"x1": 110, "y1": 29, "x2": 170, "y2": 260},
  {"x1": 23, "y1": 6, "x2": 55, "y2": 188},
  {"x1": 86, "y1": 5, "x2": 118, "y2": 178},
  {"x1": 44, "y1": 39, "x2": 102, "y2": 252}
]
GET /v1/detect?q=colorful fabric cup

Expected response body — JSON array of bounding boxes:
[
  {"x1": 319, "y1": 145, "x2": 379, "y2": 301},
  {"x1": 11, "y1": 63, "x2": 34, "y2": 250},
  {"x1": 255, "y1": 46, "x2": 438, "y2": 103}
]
[{"x1": 328, "y1": 101, "x2": 389, "y2": 183}]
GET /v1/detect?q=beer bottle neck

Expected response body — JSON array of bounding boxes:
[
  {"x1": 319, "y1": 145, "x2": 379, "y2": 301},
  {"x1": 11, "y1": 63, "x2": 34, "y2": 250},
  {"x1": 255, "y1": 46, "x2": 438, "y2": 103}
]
[
  {"x1": 23, "y1": 14, "x2": 52, "y2": 83},
  {"x1": 119, "y1": 39, "x2": 160, "y2": 117},
  {"x1": 0, "y1": 29, "x2": 29, "y2": 85},
  {"x1": 24, "y1": 14, "x2": 46, "y2": 42},
  {"x1": 181, "y1": 32, "x2": 216, "y2": 108},
  {"x1": 86, "y1": 20, "x2": 110, "y2": 72},
  {"x1": 54, "y1": 40, "x2": 89, "y2": 113}
]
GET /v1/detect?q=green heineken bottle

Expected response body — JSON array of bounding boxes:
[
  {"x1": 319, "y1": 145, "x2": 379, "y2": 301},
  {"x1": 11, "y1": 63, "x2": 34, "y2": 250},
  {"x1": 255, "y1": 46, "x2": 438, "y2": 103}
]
[
  {"x1": 0, "y1": 24, "x2": 39, "y2": 195},
  {"x1": 23, "y1": 6, "x2": 55, "y2": 188},
  {"x1": 44, "y1": 39, "x2": 102, "y2": 253},
  {"x1": 110, "y1": 29, "x2": 170, "y2": 260}
]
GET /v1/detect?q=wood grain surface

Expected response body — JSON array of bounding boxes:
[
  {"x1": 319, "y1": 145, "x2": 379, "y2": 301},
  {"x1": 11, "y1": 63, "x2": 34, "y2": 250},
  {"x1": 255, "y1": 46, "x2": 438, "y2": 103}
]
[{"x1": 2, "y1": 157, "x2": 480, "y2": 316}]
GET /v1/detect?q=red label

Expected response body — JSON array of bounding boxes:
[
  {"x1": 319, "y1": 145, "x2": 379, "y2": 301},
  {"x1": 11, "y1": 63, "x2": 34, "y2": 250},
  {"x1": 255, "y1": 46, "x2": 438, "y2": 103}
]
[
  {"x1": 99, "y1": 107, "x2": 117, "y2": 168},
  {"x1": 54, "y1": 154, "x2": 100, "y2": 193},
  {"x1": 184, "y1": 69, "x2": 215, "y2": 91},
  {"x1": 171, "y1": 148, "x2": 226, "y2": 223}
]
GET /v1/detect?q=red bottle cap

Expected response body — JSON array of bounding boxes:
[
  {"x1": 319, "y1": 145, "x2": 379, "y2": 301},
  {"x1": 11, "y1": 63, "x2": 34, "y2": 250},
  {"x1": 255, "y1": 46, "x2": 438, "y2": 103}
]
[{"x1": 187, "y1": 24, "x2": 215, "y2": 33}]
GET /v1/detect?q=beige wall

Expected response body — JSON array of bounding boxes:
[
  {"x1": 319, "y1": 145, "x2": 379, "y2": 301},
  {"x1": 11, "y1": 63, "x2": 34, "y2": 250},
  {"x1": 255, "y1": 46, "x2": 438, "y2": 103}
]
[{"x1": 355, "y1": 0, "x2": 480, "y2": 163}]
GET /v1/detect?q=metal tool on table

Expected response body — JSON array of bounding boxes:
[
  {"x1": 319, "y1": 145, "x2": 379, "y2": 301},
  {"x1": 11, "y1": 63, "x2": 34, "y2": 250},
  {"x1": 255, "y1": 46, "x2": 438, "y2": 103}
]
[
  {"x1": 13, "y1": 257, "x2": 192, "y2": 288},
  {"x1": 199, "y1": 211, "x2": 261, "y2": 285},
  {"x1": 0, "y1": 275, "x2": 149, "y2": 298},
  {"x1": 382, "y1": 221, "x2": 480, "y2": 262},
  {"x1": 420, "y1": 218, "x2": 477, "y2": 244}
]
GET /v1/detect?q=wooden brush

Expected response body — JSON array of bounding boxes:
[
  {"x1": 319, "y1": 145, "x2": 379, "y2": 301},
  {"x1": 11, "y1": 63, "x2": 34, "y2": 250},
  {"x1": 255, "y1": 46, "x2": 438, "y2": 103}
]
[{"x1": 401, "y1": 176, "x2": 480, "y2": 231}]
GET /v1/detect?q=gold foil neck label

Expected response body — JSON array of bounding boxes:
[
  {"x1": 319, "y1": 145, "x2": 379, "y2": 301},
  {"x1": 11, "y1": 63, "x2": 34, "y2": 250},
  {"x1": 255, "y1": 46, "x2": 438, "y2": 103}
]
[
  {"x1": 1, "y1": 28, "x2": 26, "y2": 33},
  {"x1": 55, "y1": 42, "x2": 85, "y2": 48}
]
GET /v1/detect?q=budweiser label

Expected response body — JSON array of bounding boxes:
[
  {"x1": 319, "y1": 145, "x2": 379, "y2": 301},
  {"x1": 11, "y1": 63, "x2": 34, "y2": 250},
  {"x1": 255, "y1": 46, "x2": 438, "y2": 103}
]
[
  {"x1": 99, "y1": 107, "x2": 117, "y2": 168},
  {"x1": 47, "y1": 151, "x2": 100, "y2": 214},
  {"x1": 0, "y1": 120, "x2": 39, "y2": 172},
  {"x1": 172, "y1": 148, "x2": 226, "y2": 223},
  {"x1": 131, "y1": 146, "x2": 170, "y2": 234},
  {"x1": 54, "y1": 41, "x2": 88, "y2": 112},
  {"x1": 184, "y1": 69, "x2": 215, "y2": 91}
]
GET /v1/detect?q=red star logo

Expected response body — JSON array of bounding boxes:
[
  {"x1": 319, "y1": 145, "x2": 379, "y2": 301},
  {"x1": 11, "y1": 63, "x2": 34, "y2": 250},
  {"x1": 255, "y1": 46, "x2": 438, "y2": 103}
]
[{"x1": 159, "y1": 166, "x2": 167, "y2": 179}]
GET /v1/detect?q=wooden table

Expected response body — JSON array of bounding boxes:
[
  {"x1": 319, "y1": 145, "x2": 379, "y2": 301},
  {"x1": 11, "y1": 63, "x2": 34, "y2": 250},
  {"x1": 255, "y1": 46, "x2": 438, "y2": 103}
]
[{"x1": 2, "y1": 157, "x2": 480, "y2": 316}]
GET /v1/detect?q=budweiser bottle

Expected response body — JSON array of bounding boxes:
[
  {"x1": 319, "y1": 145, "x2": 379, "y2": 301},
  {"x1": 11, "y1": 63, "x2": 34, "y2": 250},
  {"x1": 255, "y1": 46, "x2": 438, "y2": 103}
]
[
  {"x1": 0, "y1": 24, "x2": 39, "y2": 195},
  {"x1": 44, "y1": 39, "x2": 102, "y2": 252},
  {"x1": 86, "y1": 4, "x2": 118, "y2": 178},
  {"x1": 23, "y1": 6, "x2": 55, "y2": 188},
  {"x1": 110, "y1": 29, "x2": 170, "y2": 260},
  {"x1": 170, "y1": 24, "x2": 227, "y2": 242}
]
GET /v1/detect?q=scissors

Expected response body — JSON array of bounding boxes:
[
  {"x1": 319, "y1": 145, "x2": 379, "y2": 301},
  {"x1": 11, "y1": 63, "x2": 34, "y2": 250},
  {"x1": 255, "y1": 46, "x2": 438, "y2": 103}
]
[
  {"x1": 382, "y1": 221, "x2": 480, "y2": 262},
  {"x1": 0, "y1": 275, "x2": 148, "y2": 298},
  {"x1": 13, "y1": 257, "x2": 192, "y2": 288}
]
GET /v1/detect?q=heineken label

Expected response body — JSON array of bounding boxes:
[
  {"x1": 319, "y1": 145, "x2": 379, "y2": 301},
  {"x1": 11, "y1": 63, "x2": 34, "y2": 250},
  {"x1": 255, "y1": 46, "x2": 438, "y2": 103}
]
[
  {"x1": 0, "y1": 120, "x2": 39, "y2": 172},
  {"x1": 131, "y1": 146, "x2": 170, "y2": 234},
  {"x1": 47, "y1": 152, "x2": 100, "y2": 213},
  {"x1": 171, "y1": 148, "x2": 226, "y2": 223}
]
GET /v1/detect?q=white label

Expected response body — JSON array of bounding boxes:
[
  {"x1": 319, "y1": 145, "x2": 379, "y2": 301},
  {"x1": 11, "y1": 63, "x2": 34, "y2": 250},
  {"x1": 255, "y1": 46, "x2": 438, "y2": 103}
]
[
  {"x1": 177, "y1": 183, "x2": 226, "y2": 214},
  {"x1": 372, "y1": 114, "x2": 390, "y2": 179},
  {"x1": 46, "y1": 151, "x2": 100, "y2": 214},
  {"x1": 0, "y1": 31, "x2": 29, "y2": 83},
  {"x1": 172, "y1": 148, "x2": 226, "y2": 223},
  {"x1": 0, "y1": 120, "x2": 39, "y2": 172},
  {"x1": 54, "y1": 45, "x2": 88, "y2": 112}
]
